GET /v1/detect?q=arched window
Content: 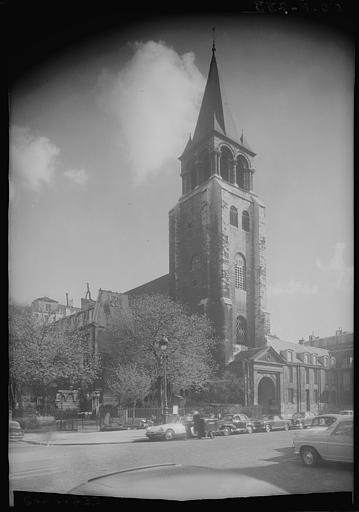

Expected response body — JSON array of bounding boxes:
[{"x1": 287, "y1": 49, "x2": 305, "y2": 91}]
[
  {"x1": 236, "y1": 155, "x2": 248, "y2": 189},
  {"x1": 189, "y1": 161, "x2": 197, "y2": 190},
  {"x1": 191, "y1": 254, "x2": 201, "y2": 272},
  {"x1": 242, "y1": 210, "x2": 250, "y2": 231},
  {"x1": 230, "y1": 206, "x2": 238, "y2": 227},
  {"x1": 220, "y1": 146, "x2": 232, "y2": 183},
  {"x1": 234, "y1": 253, "x2": 246, "y2": 290},
  {"x1": 236, "y1": 315, "x2": 247, "y2": 345}
]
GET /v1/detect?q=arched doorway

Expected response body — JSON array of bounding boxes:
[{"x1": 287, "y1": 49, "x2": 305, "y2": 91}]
[{"x1": 258, "y1": 376, "x2": 276, "y2": 415}]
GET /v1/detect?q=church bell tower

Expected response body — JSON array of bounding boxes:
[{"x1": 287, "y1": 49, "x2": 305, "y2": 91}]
[{"x1": 169, "y1": 42, "x2": 270, "y2": 368}]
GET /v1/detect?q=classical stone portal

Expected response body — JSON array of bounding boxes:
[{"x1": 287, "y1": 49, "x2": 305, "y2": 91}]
[{"x1": 257, "y1": 376, "x2": 277, "y2": 415}]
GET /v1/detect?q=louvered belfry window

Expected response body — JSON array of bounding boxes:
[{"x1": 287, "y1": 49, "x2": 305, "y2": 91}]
[
  {"x1": 236, "y1": 315, "x2": 247, "y2": 345},
  {"x1": 234, "y1": 253, "x2": 246, "y2": 290}
]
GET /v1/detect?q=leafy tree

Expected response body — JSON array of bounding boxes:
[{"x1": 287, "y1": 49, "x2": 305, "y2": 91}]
[
  {"x1": 107, "y1": 294, "x2": 217, "y2": 402},
  {"x1": 195, "y1": 369, "x2": 245, "y2": 404},
  {"x1": 106, "y1": 362, "x2": 152, "y2": 418},
  {"x1": 9, "y1": 303, "x2": 101, "y2": 414}
]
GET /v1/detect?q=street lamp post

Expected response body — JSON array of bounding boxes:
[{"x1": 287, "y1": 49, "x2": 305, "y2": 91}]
[{"x1": 160, "y1": 335, "x2": 169, "y2": 424}]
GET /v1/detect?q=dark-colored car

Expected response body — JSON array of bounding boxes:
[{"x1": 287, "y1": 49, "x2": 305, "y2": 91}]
[
  {"x1": 252, "y1": 415, "x2": 291, "y2": 432},
  {"x1": 291, "y1": 411, "x2": 315, "y2": 429},
  {"x1": 218, "y1": 414, "x2": 255, "y2": 435},
  {"x1": 9, "y1": 420, "x2": 24, "y2": 441}
]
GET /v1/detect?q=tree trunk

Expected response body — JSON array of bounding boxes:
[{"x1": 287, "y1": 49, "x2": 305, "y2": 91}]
[{"x1": 132, "y1": 399, "x2": 137, "y2": 420}]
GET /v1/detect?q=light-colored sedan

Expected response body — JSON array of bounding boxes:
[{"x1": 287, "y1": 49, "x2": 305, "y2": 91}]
[
  {"x1": 146, "y1": 421, "x2": 187, "y2": 441},
  {"x1": 307, "y1": 414, "x2": 341, "y2": 430},
  {"x1": 293, "y1": 416, "x2": 353, "y2": 466}
]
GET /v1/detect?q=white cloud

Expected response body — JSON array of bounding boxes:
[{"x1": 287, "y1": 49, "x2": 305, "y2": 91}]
[
  {"x1": 316, "y1": 242, "x2": 353, "y2": 291},
  {"x1": 64, "y1": 168, "x2": 89, "y2": 185},
  {"x1": 268, "y1": 280, "x2": 318, "y2": 297},
  {"x1": 10, "y1": 126, "x2": 60, "y2": 190},
  {"x1": 99, "y1": 41, "x2": 205, "y2": 182}
]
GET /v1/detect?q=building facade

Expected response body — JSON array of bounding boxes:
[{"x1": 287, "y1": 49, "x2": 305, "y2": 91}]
[
  {"x1": 28, "y1": 46, "x2": 352, "y2": 418},
  {"x1": 304, "y1": 330, "x2": 353, "y2": 410},
  {"x1": 31, "y1": 296, "x2": 81, "y2": 323}
]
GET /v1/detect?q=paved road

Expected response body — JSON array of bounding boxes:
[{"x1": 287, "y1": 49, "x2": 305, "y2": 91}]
[{"x1": 9, "y1": 430, "x2": 353, "y2": 503}]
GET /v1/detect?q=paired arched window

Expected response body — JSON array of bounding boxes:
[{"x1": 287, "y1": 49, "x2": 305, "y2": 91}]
[
  {"x1": 236, "y1": 315, "x2": 247, "y2": 345},
  {"x1": 236, "y1": 155, "x2": 251, "y2": 191},
  {"x1": 220, "y1": 146, "x2": 232, "y2": 183},
  {"x1": 230, "y1": 206, "x2": 238, "y2": 227},
  {"x1": 234, "y1": 253, "x2": 246, "y2": 290},
  {"x1": 242, "y1": 211, "x2": 250, "y2": 232}
]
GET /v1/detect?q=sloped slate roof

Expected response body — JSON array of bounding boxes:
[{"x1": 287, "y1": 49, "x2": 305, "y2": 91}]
[{"x1": 266, "y1": 335, "x2": 330, "y2": 357}]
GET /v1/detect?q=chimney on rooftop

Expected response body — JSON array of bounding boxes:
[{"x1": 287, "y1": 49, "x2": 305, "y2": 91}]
[
  {"x1": 66, "y1": 293, "x2": 69, "y2": 307},
  {"x1": 298, "y1": 338, "x2": 305, "y2": 345},
  {"x1": 335, "y1": 327, "x2": 343, "y2": 336}
]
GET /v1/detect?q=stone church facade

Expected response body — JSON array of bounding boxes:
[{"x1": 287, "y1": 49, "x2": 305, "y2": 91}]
[
  {"x1": 168, "y1": 44, "x2": 270, "y2": 368},
  {"x1": 125, "y1": 44, "x2": 350, "y2": 417},
  {"x1": 46, "y1": 45, "x2": 351, "y2": 418}
]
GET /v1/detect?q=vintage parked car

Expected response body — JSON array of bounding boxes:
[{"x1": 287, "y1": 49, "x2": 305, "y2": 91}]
[
  {"x1": 307, "y1": 414, "x2": 341, "y2": 430},
  {"x1": 217, "y1": 414, "x2": 255, "y2": 435},
  {"x1": 293, "y1": 416, "x2": 353, "y2": 466},
  {"x1": 9, "y1": 420, "x2": 24, "y2": 441},
  {"x1": 339, "y1": 410, "x2": 353, "y2": 416},
  {"x1": 291, "y1": 411, "x2": 316, "y2": 429},
  {"x1": 252, "y1": 415, "x2": 291, "y2": 432},
  {"x1": 125, "y1": 418, "x2": 153, "y2": 429},
  {"x1": 146, "y1": 418, "x2": 187, "y2": 441}
]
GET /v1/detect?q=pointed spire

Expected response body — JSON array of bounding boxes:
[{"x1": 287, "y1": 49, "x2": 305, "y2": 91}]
[
  {"x1": 192, "y1": 36, "x2": 238, "y2": 146},
  {"x1": 212, "y1": 26, "x2": 216, "y2": 55}
]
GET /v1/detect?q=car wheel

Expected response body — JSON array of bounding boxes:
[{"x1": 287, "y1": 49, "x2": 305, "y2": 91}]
[
  {"x1": 222, "y1": 427, "x2": 231, "y2": 436},
  {"x1": 300, "y1": 446, "x2": 319, "y2": 467},
  {"x1": 164, "y1": 429, "x2": 175, "y2": 441},
  {"x1": 265, "y1": 424, "x2": 272, "y2": 432},
  {"x1": 246, "y1": 425, "x2": 253, "y2": 434},
  {"x1": 284, "y1": 423, "x2": 289, "y2": 431}
]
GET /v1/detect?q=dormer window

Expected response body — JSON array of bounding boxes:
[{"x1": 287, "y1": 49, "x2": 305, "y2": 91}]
[
  {"x1": 303, "y1": 353, "x2": 309, "y2": 364},
  {"x1": 287, "y1": 350, "x2": 293, "y2": 362},
  {"x1": 330, "y1": 356, "x2": 336, "y2": 368},
  {"x1": 312, "y1": 354, "x2": 317, "y2": 365},
  {"x1": 323, "y1": 356, "x2": 329, "y2": 367}
]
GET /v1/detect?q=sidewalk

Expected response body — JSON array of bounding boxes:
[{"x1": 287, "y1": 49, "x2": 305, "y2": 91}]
[{"x1": 20, "y1": 429, "x2": 147, "y2": 446}]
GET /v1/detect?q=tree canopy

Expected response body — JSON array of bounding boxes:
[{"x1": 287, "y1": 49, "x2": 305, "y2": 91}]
[
  {"x1": 9, "y1": 303, "x2": 101, "y2": 410},
  {"x1": 107, "y1": 294, "x2": 217, "y2": 394}
]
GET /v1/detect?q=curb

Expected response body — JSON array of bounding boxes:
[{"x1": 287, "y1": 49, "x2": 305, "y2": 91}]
[{"x1": 21, "y1": 440, "x2": 142, "y2": 446}]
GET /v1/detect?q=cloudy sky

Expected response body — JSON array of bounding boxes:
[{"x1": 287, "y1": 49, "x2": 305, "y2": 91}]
[{"x1": 9, "y1": 14, "x2": 353, "y2": 342}]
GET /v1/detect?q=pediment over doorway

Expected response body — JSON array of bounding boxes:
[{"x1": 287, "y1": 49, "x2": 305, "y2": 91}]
[
  {"x1": 230, "y1": 345, "x2": 286, "y2": 366},
  {"x1": 255, "y1": 346, "x2": 286, "y2": 365}
]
